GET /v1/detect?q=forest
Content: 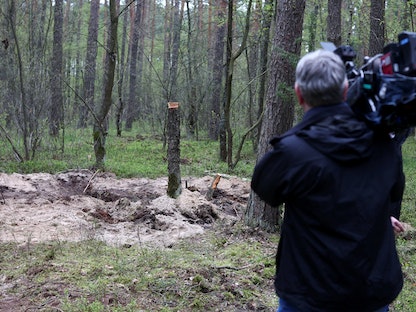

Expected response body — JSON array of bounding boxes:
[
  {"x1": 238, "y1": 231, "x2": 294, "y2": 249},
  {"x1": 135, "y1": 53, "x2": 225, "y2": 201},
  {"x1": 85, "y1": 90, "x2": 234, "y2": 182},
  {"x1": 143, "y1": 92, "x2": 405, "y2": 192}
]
[{"x1": 0, "y1": 0, "x2": 412, "y2": 168}]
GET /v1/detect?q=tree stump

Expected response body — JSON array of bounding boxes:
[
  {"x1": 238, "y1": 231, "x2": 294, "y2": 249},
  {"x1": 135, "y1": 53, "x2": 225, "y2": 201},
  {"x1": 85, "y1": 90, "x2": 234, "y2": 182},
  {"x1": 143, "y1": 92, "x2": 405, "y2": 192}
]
[{"x1": 167, "y1": 102, "x2": 181, "y2": 198}]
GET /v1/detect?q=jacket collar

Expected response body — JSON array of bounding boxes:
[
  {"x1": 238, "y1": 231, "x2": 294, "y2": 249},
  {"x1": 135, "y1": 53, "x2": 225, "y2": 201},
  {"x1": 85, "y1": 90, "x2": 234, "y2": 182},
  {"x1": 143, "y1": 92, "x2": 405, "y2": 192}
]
[{"x1": 270, "y1": 102, "x2": 352, "y2": 145}]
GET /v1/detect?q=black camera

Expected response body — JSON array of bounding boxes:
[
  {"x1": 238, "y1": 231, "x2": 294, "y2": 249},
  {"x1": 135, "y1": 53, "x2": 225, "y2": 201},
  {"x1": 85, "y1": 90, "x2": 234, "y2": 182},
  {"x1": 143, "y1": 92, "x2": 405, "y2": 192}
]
[{"x1": 323, "y1": 32, "x2": 416, "y2": 132}]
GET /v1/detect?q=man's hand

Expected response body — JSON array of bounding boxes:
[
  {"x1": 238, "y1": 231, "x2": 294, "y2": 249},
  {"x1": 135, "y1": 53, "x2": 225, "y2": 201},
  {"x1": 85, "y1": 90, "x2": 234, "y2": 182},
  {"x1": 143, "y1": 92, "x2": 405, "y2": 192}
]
[{"x1": 390, "y1": 216, "x2": 405, "y2": 234}]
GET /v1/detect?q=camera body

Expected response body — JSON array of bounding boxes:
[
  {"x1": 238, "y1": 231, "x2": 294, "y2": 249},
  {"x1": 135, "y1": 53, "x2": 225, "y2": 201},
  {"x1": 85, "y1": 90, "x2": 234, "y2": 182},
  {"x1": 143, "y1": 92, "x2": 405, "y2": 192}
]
[{"x1": 324, "y1": 32, "x2": 416, "y2": 132}]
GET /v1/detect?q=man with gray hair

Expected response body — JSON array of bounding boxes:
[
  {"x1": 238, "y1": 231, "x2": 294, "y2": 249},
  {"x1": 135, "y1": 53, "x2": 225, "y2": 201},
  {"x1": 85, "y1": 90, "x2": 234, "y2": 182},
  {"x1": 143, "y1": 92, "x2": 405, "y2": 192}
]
[{"x1": 251, "y1": 49, "x2": 404, "y2": 311}]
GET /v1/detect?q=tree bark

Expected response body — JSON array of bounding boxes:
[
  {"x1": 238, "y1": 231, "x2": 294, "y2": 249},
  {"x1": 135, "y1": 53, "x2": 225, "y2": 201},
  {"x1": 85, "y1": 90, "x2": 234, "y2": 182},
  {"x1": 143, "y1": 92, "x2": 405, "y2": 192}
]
[
  {"x1": 116, "y1": 3, "x2": 128, "y2": 136},
  {"x1": 307, "y1": 1, "x2": 319, "y2": 52},
  {"x1": 222, "y1": 0, "x2": 252, "y2": 168},
  {"x1": 209, "y1": 0, "x2": 226, "y2": 141},
  {"x1": 369, "y1": 0, "x2": 385, "y2": 55},
  {"x1": 8, "y1": 1, "x2": 30, "y2": 160},
  {"x1": 79, "y1": 0, "x2": 100, "y2": 128},
  {"x1": 245, "y1": 0, "x2": 306, "y2": 232},
  {"x1": 169, "y1": 0, "x2": 182, "y2": 101},
  {"x1": 72, "y1": 0, "x2": 84, "y2": 123},
  {"x1": 327, "y1": 0, "x2": 342, "y2": 47},
  {"x1": 125, "y1": 0, "x2": 141, "y2": 130},
  {"x1": 254, "y1": 0, "x2": 273, "y2": 147},
  {"x1": 93, "y1": 0, "x2": 118, "y2": 170},
  {"x1": 185, "y1": 0, "x2": 197, "y2": 138},
  {"x1": 167, "y1": 102, "x2": 181, "y2": 198},
  {"x1": 49, "y1": 0, "x2": 64, "y2": 137}
]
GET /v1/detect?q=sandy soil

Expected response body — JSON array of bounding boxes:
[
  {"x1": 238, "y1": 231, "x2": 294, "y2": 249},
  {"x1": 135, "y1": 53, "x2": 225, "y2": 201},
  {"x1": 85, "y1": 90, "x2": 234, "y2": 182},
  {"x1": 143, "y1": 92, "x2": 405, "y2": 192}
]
[{"x1": 0, "y1": 170, "x2": 251, "y2": 248}]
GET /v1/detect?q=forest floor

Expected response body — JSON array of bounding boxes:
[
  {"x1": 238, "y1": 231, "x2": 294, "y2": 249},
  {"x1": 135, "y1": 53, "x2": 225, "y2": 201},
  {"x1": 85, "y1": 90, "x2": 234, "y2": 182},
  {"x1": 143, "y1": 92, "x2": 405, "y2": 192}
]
[
  {"x1": 1, "y1": 170, "x2": 415, "y2": 311},
  {"x1": 0, "y1": 169, "x2": 250, "y2": 248},
  {"x1": 1, "y1": 170, "x2": 277, "y2": 311}
]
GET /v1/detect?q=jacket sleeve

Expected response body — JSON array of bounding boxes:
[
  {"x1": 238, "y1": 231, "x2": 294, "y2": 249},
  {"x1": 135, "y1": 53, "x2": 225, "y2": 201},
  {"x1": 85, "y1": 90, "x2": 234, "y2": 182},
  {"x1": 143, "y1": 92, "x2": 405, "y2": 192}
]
[
  {"x1": 390, "y1": 161, "x2": 405, "y2": 219},
  {"x1": 251, "y1": 143, "x2": 290, "y2": 207},
  {"x1": 390, "y1": 135, "x2": 407, "y2": 219}
]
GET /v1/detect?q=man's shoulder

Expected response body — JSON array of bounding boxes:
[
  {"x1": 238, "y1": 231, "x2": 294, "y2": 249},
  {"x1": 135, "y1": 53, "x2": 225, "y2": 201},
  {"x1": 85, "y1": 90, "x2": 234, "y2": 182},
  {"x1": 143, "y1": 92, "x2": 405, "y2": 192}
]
[{"x1": 270, "y1": 132, "x2": 316, "y2": 159}]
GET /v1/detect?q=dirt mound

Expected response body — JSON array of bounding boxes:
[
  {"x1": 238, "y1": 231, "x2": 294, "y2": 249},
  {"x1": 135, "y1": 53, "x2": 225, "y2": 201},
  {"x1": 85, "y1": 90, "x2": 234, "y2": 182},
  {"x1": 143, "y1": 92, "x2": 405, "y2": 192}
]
[{"x1": 0, "y1": 170, "x2": 250, "y2": 247}]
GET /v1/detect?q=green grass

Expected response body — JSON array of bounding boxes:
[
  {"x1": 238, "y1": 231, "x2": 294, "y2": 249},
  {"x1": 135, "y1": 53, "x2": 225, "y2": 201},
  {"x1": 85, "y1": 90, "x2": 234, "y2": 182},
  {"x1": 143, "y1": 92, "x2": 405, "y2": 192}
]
[
  {"x1": 394, "y1": 137, "x2": 416, "y2": 312},
  {"x1": 0, "y1": 225, "x2": 279, "y2": 311},
  {"x1": 0, "y1": 128, "x2": 256, "y2": 179}
]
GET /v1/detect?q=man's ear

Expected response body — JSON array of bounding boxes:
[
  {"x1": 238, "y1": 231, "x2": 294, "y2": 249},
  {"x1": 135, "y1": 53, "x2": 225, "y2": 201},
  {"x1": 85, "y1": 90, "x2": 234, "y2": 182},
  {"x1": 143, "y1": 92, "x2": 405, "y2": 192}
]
[
  {"x1": 343, "y1": 80, "x2": 349, "y2": 101},
  {"x1": 294, "y1": 83, "x2": 304, "y2": 105}
]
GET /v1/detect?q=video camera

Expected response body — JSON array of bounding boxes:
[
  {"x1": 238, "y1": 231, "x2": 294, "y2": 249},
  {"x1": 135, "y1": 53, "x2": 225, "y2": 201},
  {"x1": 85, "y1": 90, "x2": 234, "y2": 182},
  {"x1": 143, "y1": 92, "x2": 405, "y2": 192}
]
[{"x1": 322, "y1": 31, "x2": 416, "y2": 132}]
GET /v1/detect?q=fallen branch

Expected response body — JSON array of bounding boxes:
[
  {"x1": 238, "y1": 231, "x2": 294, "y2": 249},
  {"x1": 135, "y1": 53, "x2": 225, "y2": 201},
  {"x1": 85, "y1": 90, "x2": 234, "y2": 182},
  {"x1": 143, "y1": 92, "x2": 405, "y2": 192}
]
[
  {"x1": 213, "y1": 264, "x2": 252, "y2": 271},
  {"x1": 0, "y1": 123, "x2": 24, "y2": 162},
  {"x1": 83, "y1": 169, "x2": 100, "y2": 193}
]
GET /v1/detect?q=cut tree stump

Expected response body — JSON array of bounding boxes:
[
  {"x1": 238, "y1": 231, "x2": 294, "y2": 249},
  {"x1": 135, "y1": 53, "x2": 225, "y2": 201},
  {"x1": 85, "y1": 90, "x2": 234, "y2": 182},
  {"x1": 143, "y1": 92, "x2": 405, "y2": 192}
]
[{"x1": 167, "y1": 102, "x2": 181, "y2": 198}]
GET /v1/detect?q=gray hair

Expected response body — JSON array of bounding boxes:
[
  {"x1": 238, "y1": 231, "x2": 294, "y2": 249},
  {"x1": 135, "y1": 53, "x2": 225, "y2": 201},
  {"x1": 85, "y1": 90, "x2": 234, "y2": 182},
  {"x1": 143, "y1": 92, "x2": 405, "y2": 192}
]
[{"x1": 295, "y1": 49, "x2": 347, "y2": 107}]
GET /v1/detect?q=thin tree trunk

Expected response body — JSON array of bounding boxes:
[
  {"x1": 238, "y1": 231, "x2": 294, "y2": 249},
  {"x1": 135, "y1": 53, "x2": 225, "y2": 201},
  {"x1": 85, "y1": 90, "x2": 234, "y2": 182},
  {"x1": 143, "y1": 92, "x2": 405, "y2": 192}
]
[
  {"x1": 169, "y1": 0, "x2": 182, "y2": 101},
  {"x1": 222, "y1": 0, "x2": 252, "y2": 168},
  {"x1": 185, "y1": 0, "x2": 197, "y2": 138},
  {"x1": 136, "y1": 0, "x2": 146, "y2": 120},
  {"x1": 73, "y1": 0, "x2": 84, "y2": 122},
  {"x1": 79, "y1": 0, "x2": 100, "y2": 128},
  {"x1": 49, "y1": 0, "x2": 64, "y2": 137},
  {"x1": 209, "y1": 0, "x2": 226, "y2": 141},
  {"x1": 254, "y1": 0, "x2": 273, "y2": 147},
  {"x1": 125, "y1": 0, "x2": 141, "y2": 130},
  {"x1": 8, "y1": 1, "x2": 30, "y2": 160},
  {"x1": 306, "y1": 1, "x2": 318, "y2": 52},
  {"x1": 246, "y1": 0, "x2": 260, "y2": 133},
  {"x1": 93, "y1": 0, "x2": 119, "y2": 170},
  {"x1": 116, "y1": 3, "x2": 128, "y2": 136}
]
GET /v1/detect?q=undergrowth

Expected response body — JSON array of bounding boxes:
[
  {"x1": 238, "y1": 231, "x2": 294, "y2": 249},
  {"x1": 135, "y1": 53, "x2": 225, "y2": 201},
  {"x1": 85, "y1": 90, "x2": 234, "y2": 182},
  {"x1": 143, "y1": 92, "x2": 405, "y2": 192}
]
[
  {"x1": 0, "y1": 224, "x2": 278, "y2": 311},
  {"x1": 0, "y1": 128, "x2": 256, "y2": 179}
]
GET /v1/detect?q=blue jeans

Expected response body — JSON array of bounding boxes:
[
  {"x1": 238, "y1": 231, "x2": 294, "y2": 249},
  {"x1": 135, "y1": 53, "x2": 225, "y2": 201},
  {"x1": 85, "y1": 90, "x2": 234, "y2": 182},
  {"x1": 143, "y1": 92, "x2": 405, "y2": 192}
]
[{"x1": 277, "y1": 298, "x2": 389, "y2": 312}]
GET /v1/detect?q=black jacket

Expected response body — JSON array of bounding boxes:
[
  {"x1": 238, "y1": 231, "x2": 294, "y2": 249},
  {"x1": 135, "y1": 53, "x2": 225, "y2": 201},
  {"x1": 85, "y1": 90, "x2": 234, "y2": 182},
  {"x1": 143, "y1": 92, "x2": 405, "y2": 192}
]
[{"x1": 251, "y1": 103, "x2": 404, "y2": 312}]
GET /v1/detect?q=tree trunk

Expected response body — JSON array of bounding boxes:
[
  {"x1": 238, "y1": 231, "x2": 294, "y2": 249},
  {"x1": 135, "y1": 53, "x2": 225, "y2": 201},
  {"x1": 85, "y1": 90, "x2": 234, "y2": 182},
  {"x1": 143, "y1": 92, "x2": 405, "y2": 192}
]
[
  {"x1": 73, "y1": 0, "x2": 84, "y2": 123},
  {"x1": 209, "y1": 0, "x2": 226, "y2": 141},
  {"x1": 146, "y1": 0, "x2": 156, "y2": 131},
  {"x1": 161, "y1": 0, "x2": 182, "y2": 147},
  {"x1": 185, "y1": 0, "x2": 197, "y2": 138},
  {"x1": 169, "y1": 0, "x2": 182, "y2": 101},
  {"x1": 8, "y1": 1, "x2": 30, "y2": 160},
  {"x1": 306, "y1": 1, "x2": 319, "y2": 52},
  {"x1": 93, "y1": 0, "x2": 118, "y2": 170},
  {"x1": 167, "y1": 102, "x2": 181, "y2": 198},
  {"x1": 79, "y1": 0, "x2": 100, "y2": 128},
  {"x1": 327, "y1": 0, "x2": 342, "y2": 46},
  {"x1": 219, "y1": 0, "x2": 233, "y2": 162},
  {"x1": 49, "y1": 0, "x2": 64, "y2": 137},
  {"x1": 125, "y1": 0, "x2": 141, "y2": 130},
  {"x1": 254, "y1": 0, "x2": 273, "y2": 147},
  {"x1": 162, "y1": 0, "x2": 172, "y2": 100},
  {"x1": 246, "y1": 0, "x2": 260, "y2": 133},
  {"x1": 223, "y1": 0, "x2": 252, "y2": 168},
  {"x1": 137, "y1": 0, "x2": 146, "y2": 121},
  {"x1": 245, "y1": 0, "x2": 306, "y2": 232},
  {"x1": 369, "y1": 0, "x2": 385, "y2": 55},
  {"x1": 116, "y1": 3, "x2": 128, "y2": 137}
]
